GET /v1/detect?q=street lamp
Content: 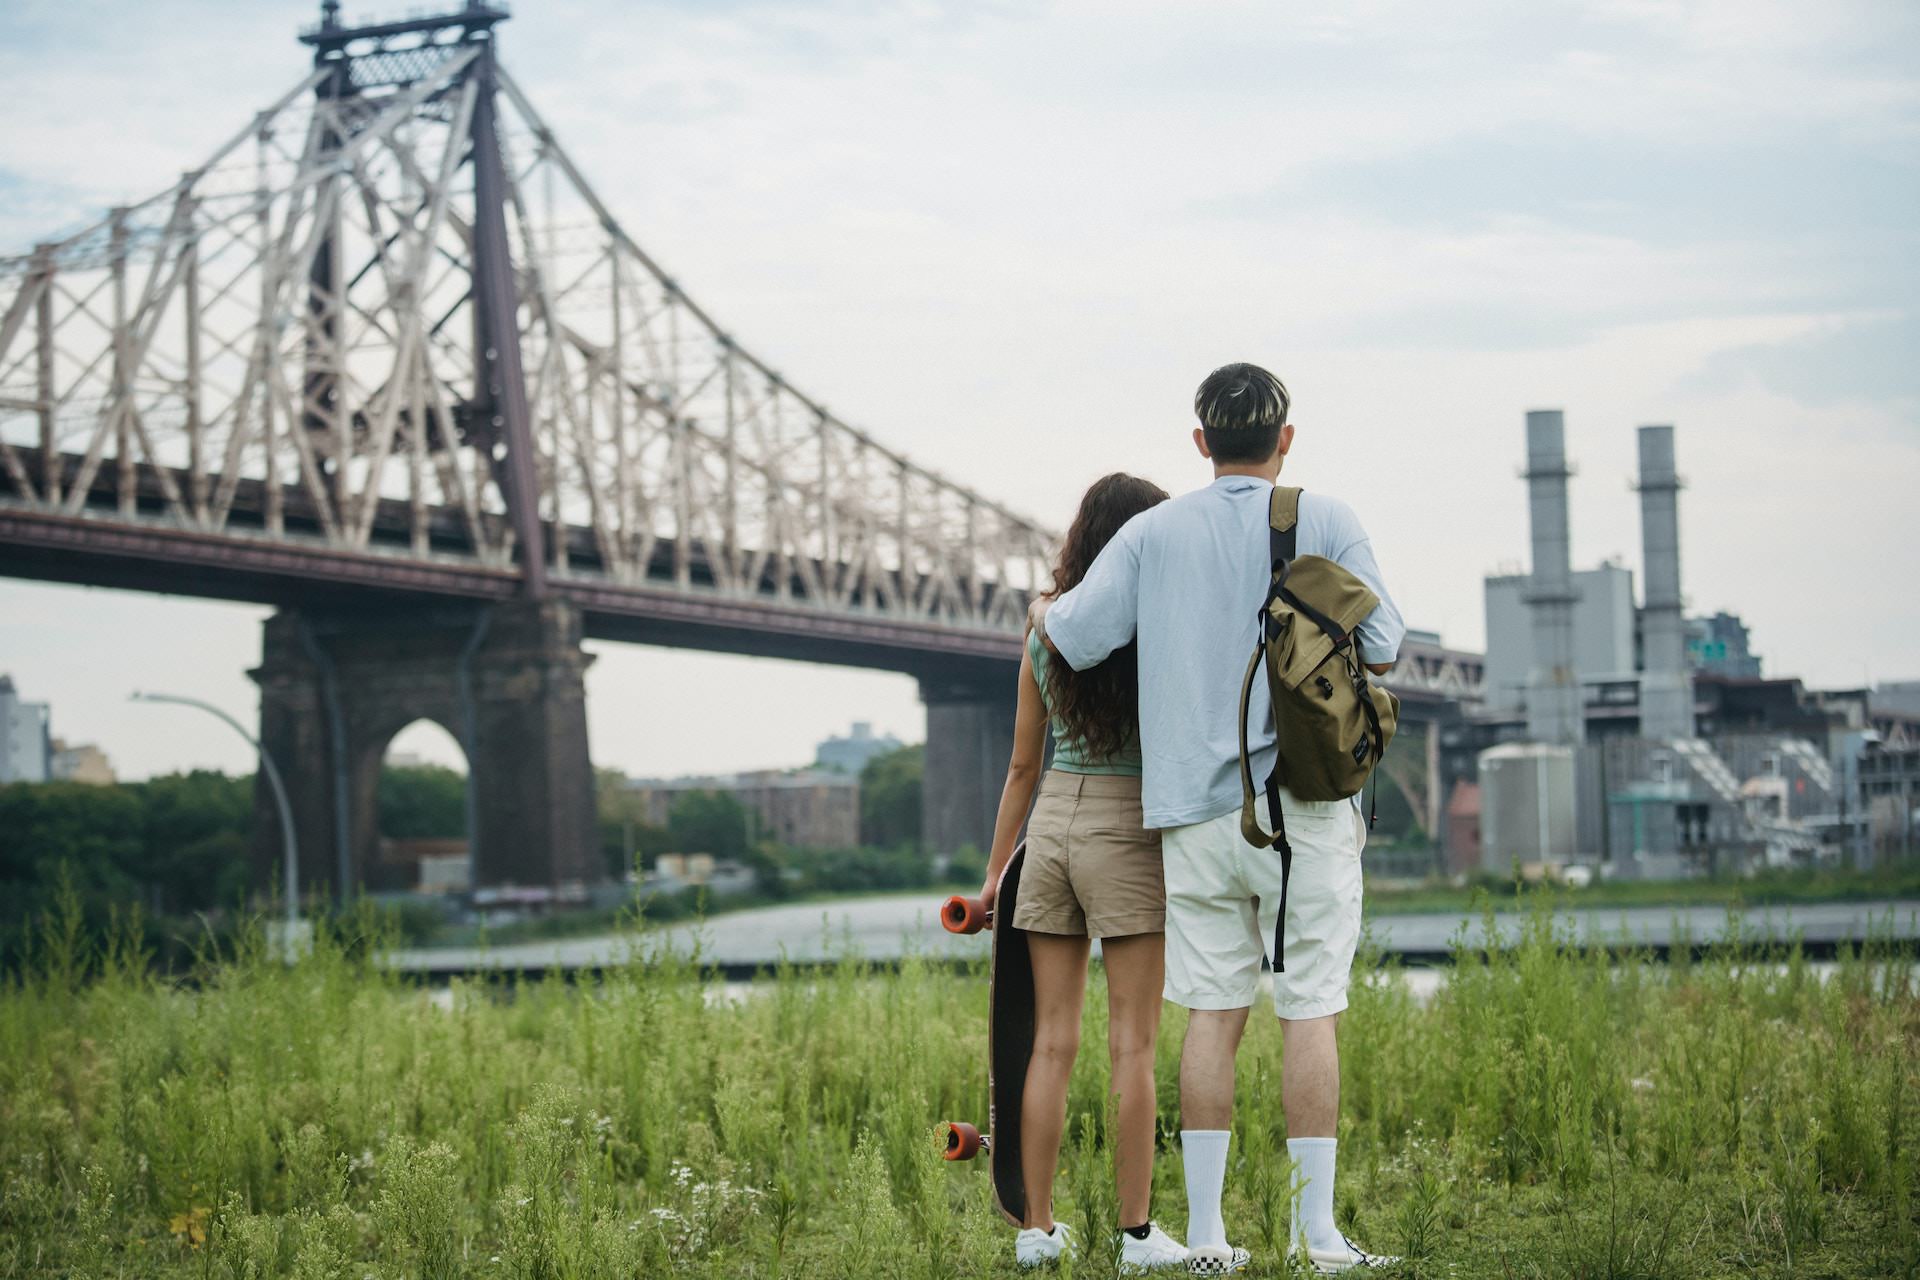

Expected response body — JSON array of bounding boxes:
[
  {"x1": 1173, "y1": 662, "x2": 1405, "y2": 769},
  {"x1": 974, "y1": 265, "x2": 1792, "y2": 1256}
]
[{"x1": 130, "y1": 691, "x2": 300, "y2": 932}]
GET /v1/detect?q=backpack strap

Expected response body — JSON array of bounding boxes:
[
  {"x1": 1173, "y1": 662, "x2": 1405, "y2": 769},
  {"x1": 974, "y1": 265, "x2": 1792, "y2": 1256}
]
[
  {"x1": 1239, "y1": 485, "x2": 1304, "y2": 850},
  {"x1": 1263, "y1": 486, "x2": 1302, "y2": 844},
  {"x1": 1270, "y1": 484, "x2": 1301, "y2": 569},
  {"x1": 1244, "y1": 485, "x2": 1305, "y2": 971}
]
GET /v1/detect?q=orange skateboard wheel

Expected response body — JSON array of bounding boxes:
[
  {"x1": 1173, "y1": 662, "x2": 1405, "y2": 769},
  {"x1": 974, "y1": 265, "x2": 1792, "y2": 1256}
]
[
  {"x1": 941, "y1": 895, "x2": 989, "y2": 934},
  {"x1": 943, "y1": 1120, "x2": 982, "y2": 1160}
]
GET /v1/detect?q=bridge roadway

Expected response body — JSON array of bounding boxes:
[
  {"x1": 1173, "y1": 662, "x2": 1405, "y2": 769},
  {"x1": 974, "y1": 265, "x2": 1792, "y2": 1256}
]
[{"x1": 385, "y1": 895, "x2": 1920, "y2": 979}]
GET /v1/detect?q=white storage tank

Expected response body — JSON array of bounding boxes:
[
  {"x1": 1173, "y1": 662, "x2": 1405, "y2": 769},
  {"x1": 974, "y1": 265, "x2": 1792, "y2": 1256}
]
[{"x1": 1478, "y1": 743, "x2": 1578, "y2": 871}]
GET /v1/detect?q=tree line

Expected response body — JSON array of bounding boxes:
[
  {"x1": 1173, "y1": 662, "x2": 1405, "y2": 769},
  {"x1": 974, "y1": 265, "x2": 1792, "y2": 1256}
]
[{"x1": 0, "y1": 745, "x2": 936, "y2": 969}]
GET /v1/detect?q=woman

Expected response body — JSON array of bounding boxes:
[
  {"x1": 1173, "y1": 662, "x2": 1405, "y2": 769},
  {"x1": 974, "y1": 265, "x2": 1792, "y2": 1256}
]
[{"x1": 977, "y1": 472, "x2": 1188, "y2": 1272}]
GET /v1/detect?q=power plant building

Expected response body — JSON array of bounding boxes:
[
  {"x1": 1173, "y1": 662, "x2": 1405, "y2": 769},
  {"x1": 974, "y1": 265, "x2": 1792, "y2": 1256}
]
[
  {"x1": 1477, "y1": 743, "x2": 1578, "y2": 870},
  {"x1": 1467, "y1": 411, "x2": 1880, "y2": 877},
  {"x1": 1482, "y1": 563, "x2": 1636, "y2": 713},
  {"x1": 1688, "y1": 612, "x2": 1762, "y2": 679}
]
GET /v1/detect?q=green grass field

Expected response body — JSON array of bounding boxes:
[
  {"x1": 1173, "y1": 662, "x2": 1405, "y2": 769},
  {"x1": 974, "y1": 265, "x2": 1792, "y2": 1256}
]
[
  {"x1": 2, "y1": 895, "x2": 1915, "y2": 1278},
  {"x1": 1360, "y1": 861, "x2": 1920, "y2": 917}
]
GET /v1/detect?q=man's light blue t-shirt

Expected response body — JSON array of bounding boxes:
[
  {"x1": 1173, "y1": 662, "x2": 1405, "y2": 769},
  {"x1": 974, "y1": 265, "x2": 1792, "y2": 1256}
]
[{"x1": 1045, "y1": 475, "x2": 1405, "y2": 830}]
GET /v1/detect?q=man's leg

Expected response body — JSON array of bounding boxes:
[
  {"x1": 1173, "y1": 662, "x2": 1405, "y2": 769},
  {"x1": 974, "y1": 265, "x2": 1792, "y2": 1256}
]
[
  {"x1": 1262, "y1": 803, "x2": 1387, "y2": 1268},
  {"x1": 1281, "y1": 1013, "x2": 1345, "y2": 1256},
  {"x1": 1161, "y1": 810, "x2": 1262, "y2": 1262},
  {"x1": 1279, "y1": 1012, "x2": 1340, "y2": 1136},
  {"x1": 1180, "y1": 1006, "x2": 1250, "y2": 1130},
  {"x1": 1179, "y1": 1005, "x2": 1249, "y2": 1250}
]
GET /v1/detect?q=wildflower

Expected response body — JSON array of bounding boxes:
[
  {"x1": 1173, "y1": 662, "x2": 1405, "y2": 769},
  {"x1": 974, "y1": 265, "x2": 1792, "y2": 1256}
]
[{"x1": 168, "y1": 1206, "x2": 209, "y2": 1249}]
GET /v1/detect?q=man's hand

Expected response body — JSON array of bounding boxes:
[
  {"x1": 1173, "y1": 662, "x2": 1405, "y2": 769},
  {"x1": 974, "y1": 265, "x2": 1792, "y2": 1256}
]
[{"x1": 1027, "y1": 595, "x2": 1055, "y2": 652}]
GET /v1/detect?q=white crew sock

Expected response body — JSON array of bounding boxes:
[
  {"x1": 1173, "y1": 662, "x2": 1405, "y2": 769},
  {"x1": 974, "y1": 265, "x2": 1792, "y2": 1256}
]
[
  {"x1": 1287, "y1": 1137, "x2": 1342, "y2": 1253},
  {"x1": 1181, "y1": 1129, "x2": 1231, "y2": 1250}
]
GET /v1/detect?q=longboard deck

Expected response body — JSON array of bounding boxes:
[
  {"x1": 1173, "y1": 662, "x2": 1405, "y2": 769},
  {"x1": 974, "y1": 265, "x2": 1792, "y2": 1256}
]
[{"x1": 986, "y1": 843, "x2": 1034, "y2": 1226}]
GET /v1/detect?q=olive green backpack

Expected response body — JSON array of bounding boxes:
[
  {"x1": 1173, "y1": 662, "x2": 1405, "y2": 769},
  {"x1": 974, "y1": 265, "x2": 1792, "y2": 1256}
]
[{"x1": 1236, "y1": 486, "x2": 1400, "y2": 967}]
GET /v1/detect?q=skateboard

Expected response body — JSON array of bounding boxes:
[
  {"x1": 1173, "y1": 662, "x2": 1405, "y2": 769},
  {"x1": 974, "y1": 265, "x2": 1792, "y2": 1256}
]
[{"x1": 939, "y1": 842, "x2": 1033, "y2": 1227}]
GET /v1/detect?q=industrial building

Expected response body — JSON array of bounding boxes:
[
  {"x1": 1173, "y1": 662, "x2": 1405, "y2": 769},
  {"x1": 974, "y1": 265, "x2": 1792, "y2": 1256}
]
[
  {"x1": 1452, "y1": 413, "x2": 1918, "y2": 879},
  {"x1": 1688, "y1": 613, "x2": 1762, "y2": 679},
  {"x1": 1482, "y1": 563, "x2": 1636, "y2": 713}
]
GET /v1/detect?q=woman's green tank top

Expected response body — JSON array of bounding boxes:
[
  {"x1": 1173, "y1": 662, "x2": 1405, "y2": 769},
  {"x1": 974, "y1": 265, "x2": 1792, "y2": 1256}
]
[{"x1": 1026, "y1": 629, "x2": 1144, "y2": 777}]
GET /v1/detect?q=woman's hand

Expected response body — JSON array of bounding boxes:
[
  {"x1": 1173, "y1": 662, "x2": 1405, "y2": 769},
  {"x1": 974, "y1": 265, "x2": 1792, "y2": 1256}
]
[{"x1": 979, "y1": 866, "x2": 1001, "y2": 915}]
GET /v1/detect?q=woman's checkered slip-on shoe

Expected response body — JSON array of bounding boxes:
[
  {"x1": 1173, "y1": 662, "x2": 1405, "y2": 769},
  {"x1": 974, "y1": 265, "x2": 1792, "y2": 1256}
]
[{"x1": 1185, "y1": 1243, "x2": 1250, "y2": 1274}]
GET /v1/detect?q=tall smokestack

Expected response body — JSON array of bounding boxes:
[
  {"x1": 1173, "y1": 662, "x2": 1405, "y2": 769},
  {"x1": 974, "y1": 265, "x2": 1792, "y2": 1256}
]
[
  {"x1": 1524, "y1": 410, "x2": 1583, "y2": 745},
  {"x1": 1636, "y1": 424, "x2": 1693, "y2": 738}
]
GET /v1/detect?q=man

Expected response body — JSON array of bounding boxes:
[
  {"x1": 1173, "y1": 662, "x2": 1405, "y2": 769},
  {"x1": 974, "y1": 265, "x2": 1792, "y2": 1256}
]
[{"x1": 1030, "y1": 362, "x2": 1404, "y2": 1275}]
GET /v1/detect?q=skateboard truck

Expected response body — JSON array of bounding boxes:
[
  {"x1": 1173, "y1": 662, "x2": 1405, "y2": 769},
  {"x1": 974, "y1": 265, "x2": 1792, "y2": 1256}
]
[
  {"x1": 940, "y1": 894, "x2": 990, "y2": 934},
  {"x1": 942, "y1": 1120, "x2": 989, "y2": 1160}
]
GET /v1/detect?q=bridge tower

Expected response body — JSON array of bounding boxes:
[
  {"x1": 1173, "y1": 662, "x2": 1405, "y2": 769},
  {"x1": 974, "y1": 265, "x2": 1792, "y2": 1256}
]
[
  {"x1": 253, "y1": 600, "x2": 598, "y2": 897},
  {"x1": 260, "y1": 1, "x2": 593, "y2": 897}
]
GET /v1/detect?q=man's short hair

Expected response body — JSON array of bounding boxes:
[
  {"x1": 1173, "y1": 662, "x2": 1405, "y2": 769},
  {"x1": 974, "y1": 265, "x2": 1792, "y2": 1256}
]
[{"x1": 1194, "y1": 362, "x2": 1289, "y2": 464}]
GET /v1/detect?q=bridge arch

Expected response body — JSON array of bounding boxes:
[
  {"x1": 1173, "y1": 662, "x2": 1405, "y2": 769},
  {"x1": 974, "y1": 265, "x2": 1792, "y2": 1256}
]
[
  {"x1": 251, "y1": 600, "x2": 598, "y2": 899},
  {"x1": 363, "y1": 718, "x2": 471, "y2": 894}
]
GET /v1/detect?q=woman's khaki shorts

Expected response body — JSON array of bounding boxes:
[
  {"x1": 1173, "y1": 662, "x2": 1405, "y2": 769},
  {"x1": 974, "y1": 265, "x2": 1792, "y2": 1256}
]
[{"x1": 1012, "y1": 771, "x2": 1165, "y2": 939}]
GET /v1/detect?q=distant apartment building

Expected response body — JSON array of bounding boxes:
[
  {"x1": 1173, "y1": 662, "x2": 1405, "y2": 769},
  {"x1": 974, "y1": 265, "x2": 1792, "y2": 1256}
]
[
  {"x1": 49, "y1": 739, "x2": 115, "y2": 785},
  {"x1": 814, "y1": 721, "x2": 902, "y2": 776},
  {"x1": 0, "y1": 675, "x2": 51, "y2": 783},
  {"x1": 627, "y1": 768, "x2": 862, "y2": 850}
]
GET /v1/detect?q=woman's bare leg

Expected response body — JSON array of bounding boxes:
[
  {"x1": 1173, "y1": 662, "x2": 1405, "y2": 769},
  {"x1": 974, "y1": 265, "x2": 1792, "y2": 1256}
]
[
  {"x1": 1020, "y1": 931, "x2": 1091, "y2": 1229},
  {"x1": 1100, "y1": 932, "x2": 1166, "y2": 1228}
]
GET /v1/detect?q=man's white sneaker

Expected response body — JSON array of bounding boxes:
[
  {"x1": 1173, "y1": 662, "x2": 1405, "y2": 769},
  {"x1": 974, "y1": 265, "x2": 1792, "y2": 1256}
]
[
  {"x1": 1118, "y1": 1222, "x2": 1189, "y2": 1272},
  {"x1": 1186, "y1": 1243, "x2": 1250, "y2": 1274},
  {"x1": 1015, "y1": 1222, "x2": 1075, "y2": 1267},
  {"x1": 1307, "y1": 1235, "x2": 1399, "y2": 1273}
]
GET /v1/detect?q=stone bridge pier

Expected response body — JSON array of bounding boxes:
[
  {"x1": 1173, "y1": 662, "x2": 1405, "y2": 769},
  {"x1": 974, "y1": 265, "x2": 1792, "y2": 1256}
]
[
  {"x1": 919, "y1": 671, "x2": 1020, "y2": 872},
  {"x1": 250, "y1": 599, "x2": 601, "y2": 901}
]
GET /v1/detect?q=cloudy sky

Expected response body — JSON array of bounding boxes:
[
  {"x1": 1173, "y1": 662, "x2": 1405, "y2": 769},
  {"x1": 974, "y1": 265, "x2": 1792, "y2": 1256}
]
[{"x1": 2, "y1": 0, "x2": 1915, "y2": 780}]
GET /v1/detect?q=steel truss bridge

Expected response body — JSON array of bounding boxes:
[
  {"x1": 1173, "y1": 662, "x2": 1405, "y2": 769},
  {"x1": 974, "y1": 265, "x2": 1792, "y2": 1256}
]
[{"x1": 0, "y1": 1, "x2": 1482, "y2": 891}]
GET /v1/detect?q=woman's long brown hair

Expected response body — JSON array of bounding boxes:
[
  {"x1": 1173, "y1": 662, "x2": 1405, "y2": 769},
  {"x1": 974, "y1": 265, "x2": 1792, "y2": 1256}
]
[{"x1": 1041, "y1": 473, "x2": 1170, "y2": 762}]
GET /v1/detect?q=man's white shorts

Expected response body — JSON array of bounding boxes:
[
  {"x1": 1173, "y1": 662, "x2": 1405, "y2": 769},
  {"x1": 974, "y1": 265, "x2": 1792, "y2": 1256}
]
[{"x1": 1161, "y1": 794, "x2": 1365, "y2": 1020}]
